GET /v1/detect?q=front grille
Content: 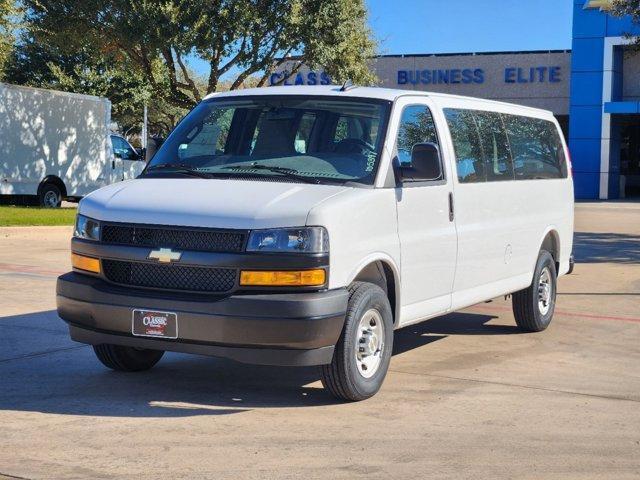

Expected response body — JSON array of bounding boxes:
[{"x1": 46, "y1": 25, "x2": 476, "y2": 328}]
[
  {"x1": 102, "y1": 259, "x2": 236, "y2": 293},
  {"x1": 101, "y1": 224, "x2": 246, "y2": 253}
]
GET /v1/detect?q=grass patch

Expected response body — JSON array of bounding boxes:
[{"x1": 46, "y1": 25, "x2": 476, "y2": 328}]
[{"x1": 0, "y1": 206, "x2": 77, "y2": 226}]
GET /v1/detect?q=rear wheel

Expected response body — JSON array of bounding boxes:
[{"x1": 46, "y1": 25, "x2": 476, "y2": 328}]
[
  {"x1": 512, "y1": 250, "x2": 557, "y2": 332},
  {"x1": 320, "y1": 282, "x2": 393, "y2": 401},
  {"x1": 93, "y1": 344, "x2": 164, "y2": 372},
  {"x1": 38, "y1": 183, "x2": 62, "y2": 208}
]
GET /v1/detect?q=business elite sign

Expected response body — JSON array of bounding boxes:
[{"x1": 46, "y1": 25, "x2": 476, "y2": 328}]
[{"x1": 397, "y1": 66, "x2": 563, "y2": 86}]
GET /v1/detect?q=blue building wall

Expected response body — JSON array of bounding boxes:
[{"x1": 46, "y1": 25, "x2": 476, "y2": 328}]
[{"x1": 570, "y1": 0, "x2": 640, "y2": 199}]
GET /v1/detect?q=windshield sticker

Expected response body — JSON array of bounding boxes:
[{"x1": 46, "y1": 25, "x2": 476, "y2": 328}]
[{"x1": 365, "y1": 152, "x2": 376, "y2": 172}]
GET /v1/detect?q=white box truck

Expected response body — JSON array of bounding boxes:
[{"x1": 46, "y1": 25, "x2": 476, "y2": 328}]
[{"x1": 0, "y1": 83, "x2": 145, "y2": 207}]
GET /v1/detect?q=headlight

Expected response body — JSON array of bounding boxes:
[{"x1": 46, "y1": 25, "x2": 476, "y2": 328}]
[
  {"x1": 246, "y1": 227, "x2": 329, "y2": 253},
  {"x1": 74, "y1": 214, "x2": 101, "y2": 241}
]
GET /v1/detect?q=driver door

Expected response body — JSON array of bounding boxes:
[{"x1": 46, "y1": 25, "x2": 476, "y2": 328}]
[
  {"x1": 111, "y1": 135, "x2": 145, "y2": 181},
  {"x1": 393, "y1": 98, "x2": 458, "y2": 326}
]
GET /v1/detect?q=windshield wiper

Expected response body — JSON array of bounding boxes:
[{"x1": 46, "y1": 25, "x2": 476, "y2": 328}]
[
  {"x1": 221, "y1": 164, "x2": 321, "y2": 184},
  {"x1": 144, "y1": 163, "x2": 215, "y2": 179}
]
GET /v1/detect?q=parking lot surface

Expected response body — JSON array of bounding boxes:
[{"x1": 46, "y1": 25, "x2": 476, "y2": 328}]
[{"x1": 1, "y1": 202, "x2": 639, "y2": 479}]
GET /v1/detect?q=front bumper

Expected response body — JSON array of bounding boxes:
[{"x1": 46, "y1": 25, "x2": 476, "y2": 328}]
[{"x1": 57, "y1": 272, "x2": 348, "y2": 366}]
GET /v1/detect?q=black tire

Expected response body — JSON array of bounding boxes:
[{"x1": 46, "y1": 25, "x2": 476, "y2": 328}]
[
  {"x1": 320, "y1": 281, "x2": 394, "y2": 401},
  {"x1": 38, "y1": 183, "x2": 62, "y2": 208},
  {"x1": 93, "y1": 344, "x2": 164, "y2": 372},
  {"x1": 512, "y1": 250, "x2": 557, "y2": 332}
]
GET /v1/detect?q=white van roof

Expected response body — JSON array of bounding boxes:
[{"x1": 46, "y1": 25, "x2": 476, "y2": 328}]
[{"x1": 203, "y1": 85, "x2": 554, "y2": 117}]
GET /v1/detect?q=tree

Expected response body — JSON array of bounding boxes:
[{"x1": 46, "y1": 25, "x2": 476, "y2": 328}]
[
  {"x1": 20, "y1": 0, "x2": 377, "y2": 111},
  {"x1": 3, "y1": 34, "x2": 184, "y2": 135},
  {"x1": 611, "y1": 0, "x2": 640, "y2": 46},
  {"x1": 0, "y1": 0, "x2": 18, "y2": 75}
]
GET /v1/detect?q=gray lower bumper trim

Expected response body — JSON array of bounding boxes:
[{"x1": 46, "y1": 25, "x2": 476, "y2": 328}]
[{"x1": 69, "y1": 324, "x2": 335, "y2": 367}]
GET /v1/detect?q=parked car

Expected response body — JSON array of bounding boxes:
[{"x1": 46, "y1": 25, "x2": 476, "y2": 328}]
[
  {"x1": 57, "y1": 86, "x2": 574, "y2": 401},
  {"x1": 0, "y1": 83, "x2": 145, "y2": 207}
]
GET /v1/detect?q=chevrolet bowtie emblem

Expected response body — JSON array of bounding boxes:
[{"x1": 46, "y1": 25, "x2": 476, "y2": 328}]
[{"x1": 148, "y1": 248, "x2": 182, "y2": 263}]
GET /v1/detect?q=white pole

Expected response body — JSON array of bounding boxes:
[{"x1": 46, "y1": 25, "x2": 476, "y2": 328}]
[{"x1": 142, "y1": 103, "x2": 148, "y2": 150}]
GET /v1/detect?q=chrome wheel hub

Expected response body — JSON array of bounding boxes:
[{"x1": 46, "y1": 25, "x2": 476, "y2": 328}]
[
  {"x1": 355, "y1": 309, "x2": 385, "y2": 379},
  {"x1": 537, "y1": 267, "x2": 552, "y2": 316}
]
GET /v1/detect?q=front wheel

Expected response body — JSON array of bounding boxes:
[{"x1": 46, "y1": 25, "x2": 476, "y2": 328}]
[
  {"x1": 93, "y1": 344, "x2": 164, "y2": 372},
  {"x1": 320, "y1": 282, "x2": 394, "y2": 401},
  {"x1": 512, "y1": 250, "x2": 557, "y2": 332}
]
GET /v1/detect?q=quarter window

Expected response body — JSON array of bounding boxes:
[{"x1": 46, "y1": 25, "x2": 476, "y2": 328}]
[
  {"x1": 396, "y1": 105, "x2": 439, "y2": 166},
  {"x1": 503, "y1": 115, "x2": 567, "y2": 179}
]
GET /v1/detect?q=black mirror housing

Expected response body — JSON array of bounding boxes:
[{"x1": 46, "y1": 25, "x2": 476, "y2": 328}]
[{"x1": 398, "y1": 142, "x2": 443, "y2": 182}]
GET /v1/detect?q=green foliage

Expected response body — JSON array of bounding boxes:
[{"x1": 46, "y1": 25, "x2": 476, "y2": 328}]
[
  {"x1": 611, "y1": 0, "x2": 640, "y2": 46},
  {"x1": 0, "y1": 0, "x2": 18, "y2": 75},
  {"x1": 15, "y1": 0, "x2": 377, "y2": 111}
]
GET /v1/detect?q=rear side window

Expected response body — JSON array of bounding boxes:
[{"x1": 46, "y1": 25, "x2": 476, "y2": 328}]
[
  {"x1": 474, "y1": 111, "x2": 514, "y2": 181},
  {"x1": 443, "y1": 109, "x2": 485, "y2": 183},
  {"x1": 445, "y1": 108, "x2": 567, "y2": 183},
  {"x1": 294, "y1": 113, "x2": 316, "y2": 154},
  {"x1": 503, "y1": 115, "x2": 567, "y2": 179},
  {"x1": 396, "y1": 105, "x2": 439, "y2": 166}
]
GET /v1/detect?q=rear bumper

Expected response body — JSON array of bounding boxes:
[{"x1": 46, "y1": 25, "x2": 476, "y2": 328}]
[{"x1": 57, "y1": 272, "x2": 348, "y2": 366}]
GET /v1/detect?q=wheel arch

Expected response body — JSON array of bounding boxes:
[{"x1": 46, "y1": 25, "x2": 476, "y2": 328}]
[
  {"x1": 347, "y1": 255, "x2": 401, "y2": 327},
  {"x1": 38, "y1": 175, "x2": 67, "y2": 199},
  {"x1": 538, "y1": 227, "x2": 561, "y2": 274}
]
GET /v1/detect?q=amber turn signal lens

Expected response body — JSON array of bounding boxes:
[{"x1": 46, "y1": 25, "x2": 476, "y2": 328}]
[
  {"x1": 71, "y1": 253, "x2": 101, "y2": 273},
  {"x1": 240, "y1": 269, "x2": 326, "y2": 287}
]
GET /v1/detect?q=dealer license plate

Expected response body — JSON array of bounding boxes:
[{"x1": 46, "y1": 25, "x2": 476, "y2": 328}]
[{"x1": 132, "y1": 309, "x2": 178, "y2": 339}]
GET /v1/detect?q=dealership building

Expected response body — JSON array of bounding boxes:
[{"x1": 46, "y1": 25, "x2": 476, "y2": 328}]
[{"x1": 271, "y1": 0, "x2": 640, "y2": 199}]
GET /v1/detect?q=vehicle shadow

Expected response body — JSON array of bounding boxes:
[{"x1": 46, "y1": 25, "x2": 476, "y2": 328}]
[
  {"x1": 0, "y1": 309, "x2": 503, "y2": 417},
  {"x1": 573, "y1": 232, "x2": 640, "y2": 264}
]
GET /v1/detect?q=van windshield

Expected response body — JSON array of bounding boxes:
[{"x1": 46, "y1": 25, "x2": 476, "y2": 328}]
[{"x1": 145, "y1": 96, "x2": 391, "y2": 185}]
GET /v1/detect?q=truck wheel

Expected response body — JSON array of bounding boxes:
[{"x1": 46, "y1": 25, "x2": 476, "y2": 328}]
[
  {"x1": 93, "y1": 344, "x2": 164, "y2": 372},
  {"x1": 512, "y1": 250, "x2": 557, "y2": 332},
  {"x1": 39, "y1": 183, "x2": 62, "y2": 208},
  {"x1": 320, "y1": 282, "x2": 393, "y2": 401}
]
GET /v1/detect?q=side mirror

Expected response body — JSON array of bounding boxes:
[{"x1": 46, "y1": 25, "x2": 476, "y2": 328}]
[
  {"x1": 399, "y1": 143, "x2": 442, "y2": 182},
  {"x1": 136, "y1": 148, "x2": 146, "y2": 161}
]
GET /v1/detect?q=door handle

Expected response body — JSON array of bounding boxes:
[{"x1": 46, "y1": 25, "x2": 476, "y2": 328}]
[{"x1": 448, "y1": 192, "x2": 454, "y2": 222}]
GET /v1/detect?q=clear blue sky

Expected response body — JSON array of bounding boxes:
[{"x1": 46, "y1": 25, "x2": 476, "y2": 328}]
[{"x1": 368, "y1": 0, "x2": 573, "y2": 55}]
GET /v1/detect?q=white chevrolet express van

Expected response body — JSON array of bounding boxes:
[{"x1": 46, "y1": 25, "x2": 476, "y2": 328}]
[{"x1": 57, "y1": 86, "x2": 574, "y2": 401}]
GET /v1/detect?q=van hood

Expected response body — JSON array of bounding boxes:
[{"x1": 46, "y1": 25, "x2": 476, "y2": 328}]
[{"x1": 79, "y1": 178, "x2": 349, "y2": 229}]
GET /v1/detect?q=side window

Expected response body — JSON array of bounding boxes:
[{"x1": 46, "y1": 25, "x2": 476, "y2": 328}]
[
  {"x1": 294, "y1": 113, "x2": 316, "y2": 154},
  {"x1": 334, "y1": 117, "x2": 349, "y2": 143},
  {"x1": 474, "y1": 111, "x2": 514, "y2": 181},
  {"x1": 111, "y1": 136, "x2": 135, "y2": 160},
  {"x1": 444, "y1": 109, "x2": 485, "y2": 183},
  {"x1": 504, "y1": 115, "x2": 567, "y2": 180},
  {"x1": 396, "y1": 105, "x2": 439, "y2": 166}
]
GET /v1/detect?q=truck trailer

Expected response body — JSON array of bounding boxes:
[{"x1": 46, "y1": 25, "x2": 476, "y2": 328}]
[{"x1": 0, "y1": 83, "x2": 145, "y2": 207}]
